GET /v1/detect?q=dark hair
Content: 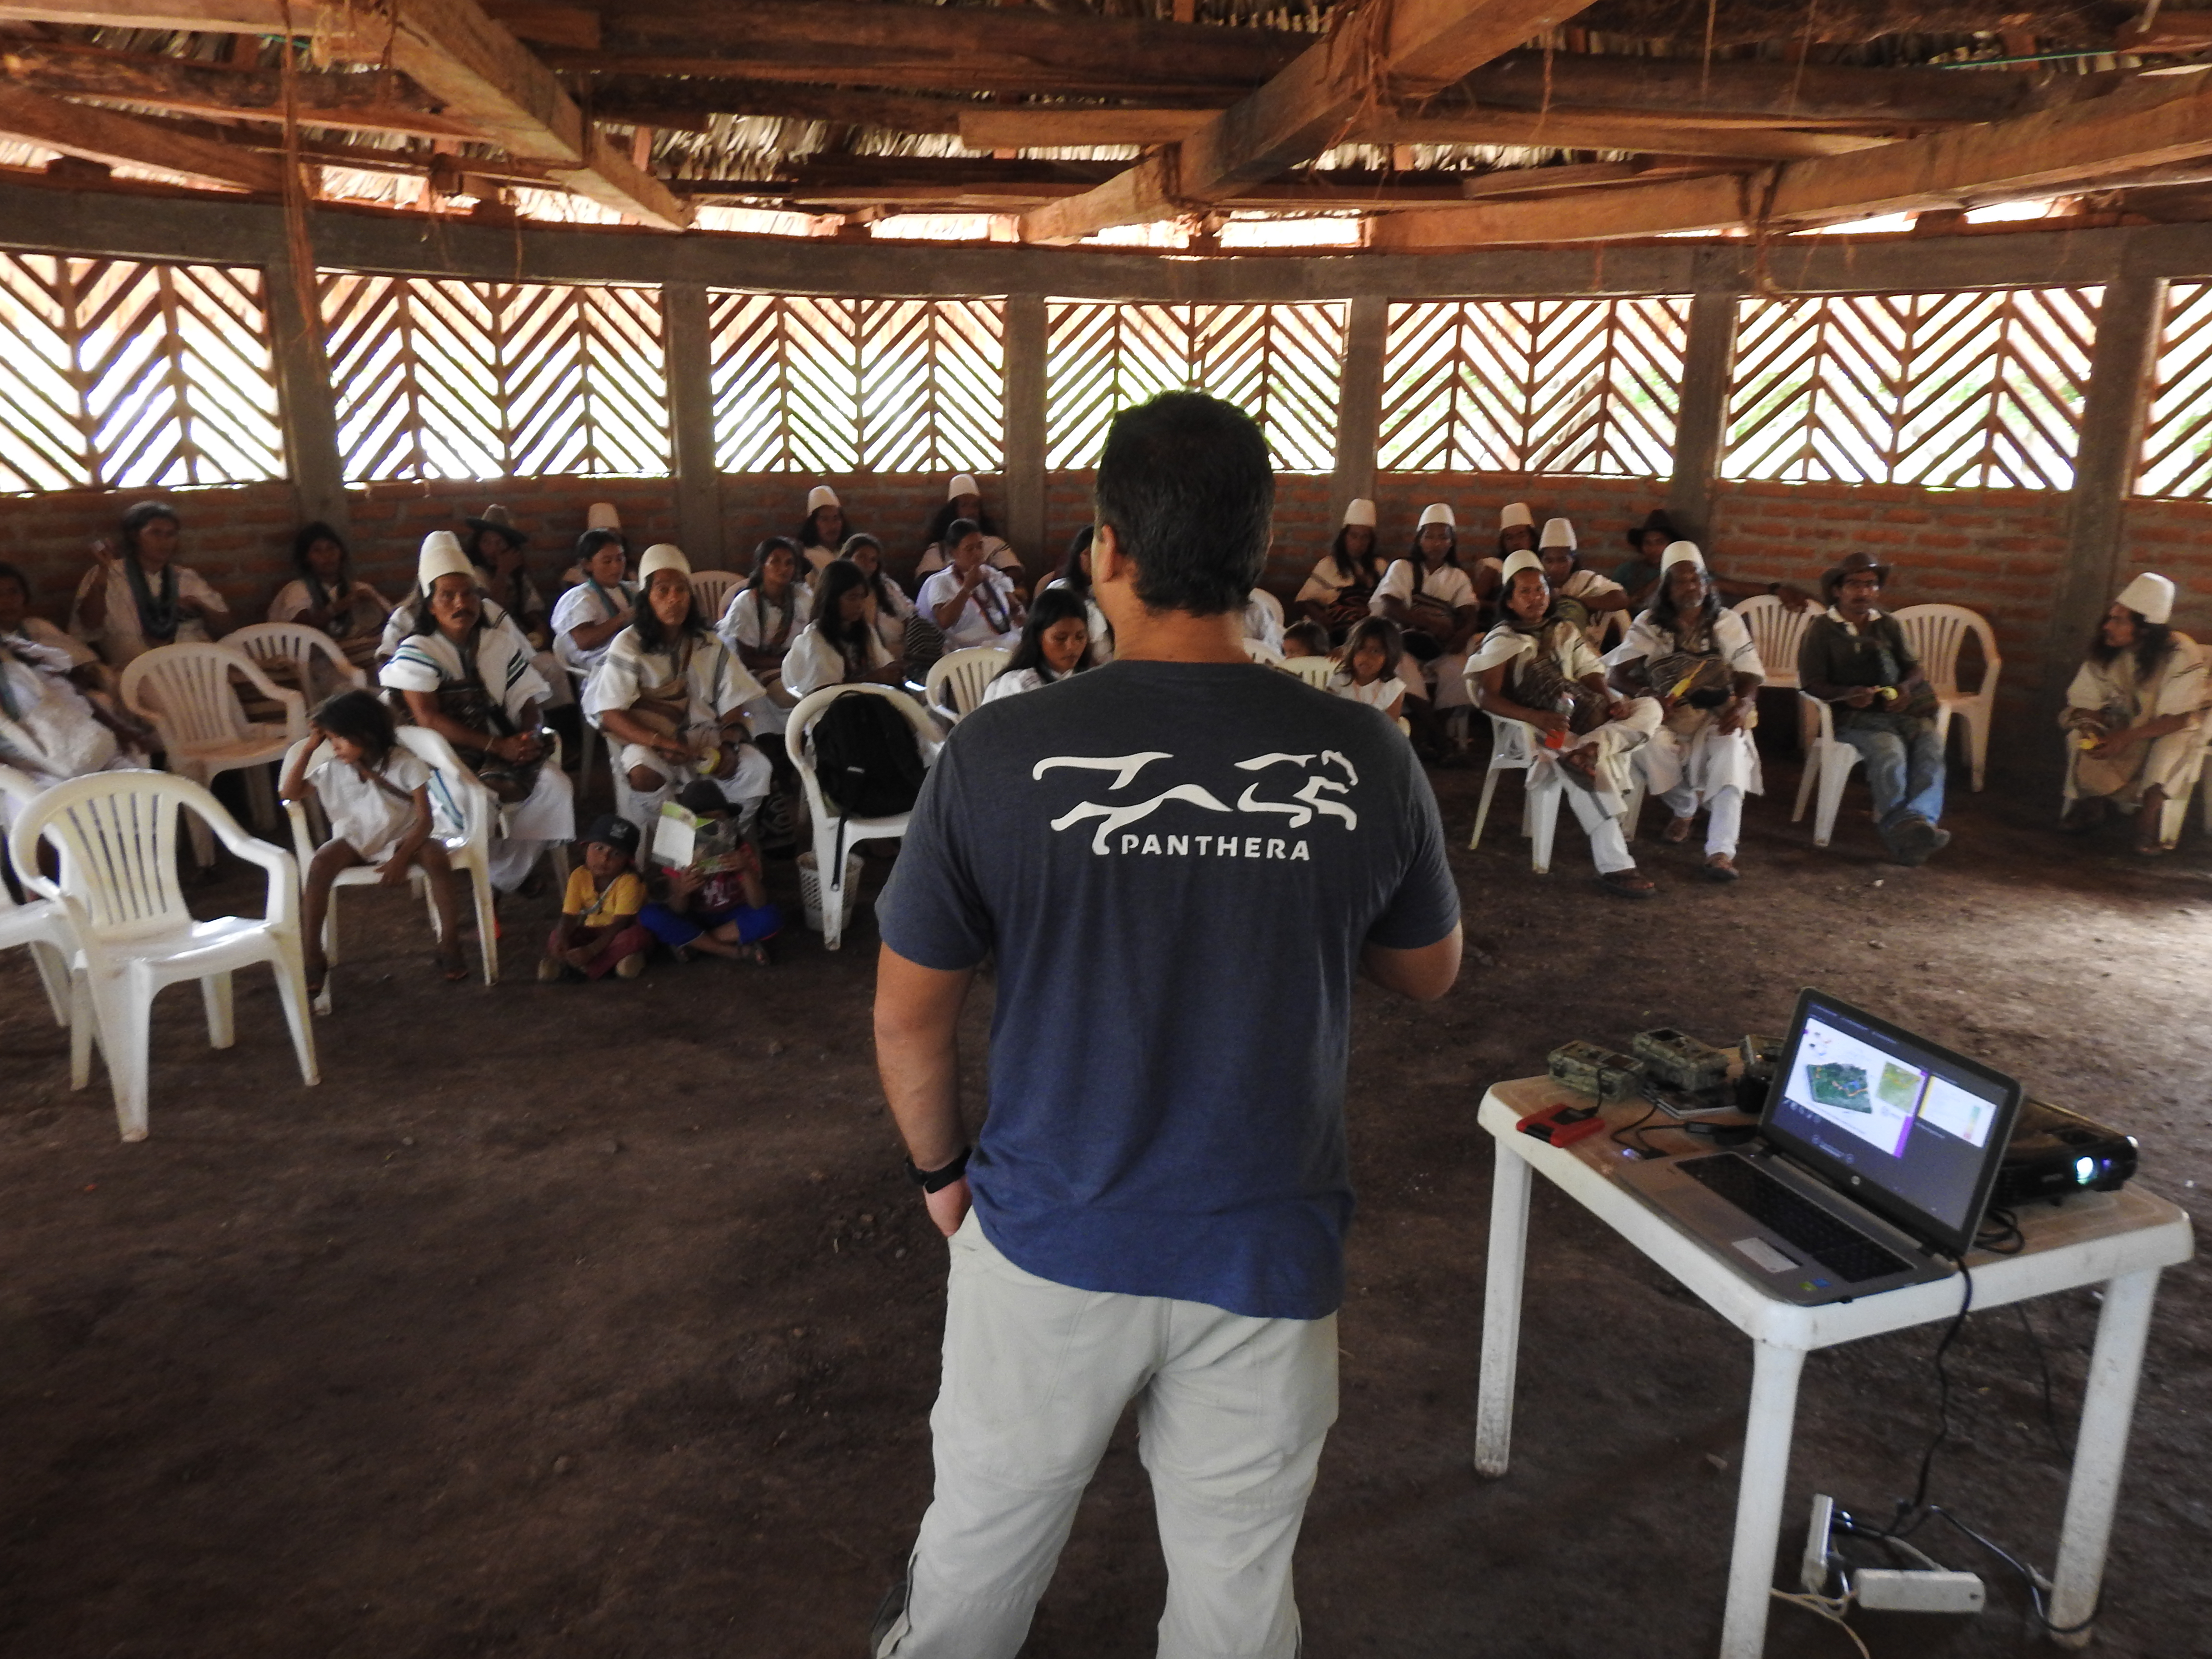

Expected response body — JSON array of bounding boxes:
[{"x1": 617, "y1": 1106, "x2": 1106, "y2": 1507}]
[
  {"x1": 291, "y1": 521, "x2": 349, "y2": 576},
  {"x1": 1341, "y1": 615, "x2": 1403, "y2": 679},
  {"x1": 409, "y1": 571, "x2": 481, "y2": 638},
  {"x1": 1094, "y1": 391, "x2": 1270, "y2": 617},
  {"x1": 1647, "y1": 558, "x2": 1719, "y2": 638},
  {"x1": 631, "y1": 565, "x2": 704, "y2": 651},
  {"x1": 2088, "y1": 611, "x2": 2175, "y2": 677},
  {"x1": 1501, "y1": 565, "x2": 1559, "y2": 631},
  {"x1": 794, "y1": 502, "x2": 848, "y2": 549},
  {"x1": 464, "y1": 525, "x2": 519, "y2": 567},
  {"x1": 1408, "y1": 520, "x2": 1460, "y2": 568},
  {"x1": 747, "y1": 537, "x2": 804, "y2": 591},
  {"x1": 1326, "y1": 521, "x2": 1385, "y2": 586},
  {"x1": 838, "y1": 533, "x2": 900, "y2": 613},
  {"x1": 0, "y1": 560, "x2": 29, "y2": 602},
  {"x1": 576, "y1": 528, "x2": 626, "y2": 568},
  {"x1": 1282, "y1": 619, "x2": 1331, "y2": 657},
  {"x1": 312, "y1": 688, "x2": 397, "y2": 767},
  {"x1": 1056, "y1": 525, "x2": 1095, "y2": 596},
  {"x1": 999, "y1": 585, "x2": 1092, "y2": 682},
  {"x1": 813, "y1": 558, "x2": 875, "y2": 654},
  {"x1": 121, "y1": 499, "x2": 180, "y2": 555},
  {"x1": 941, "y1": 518, "x2": 985, "y2": 561},
  {"x1": 926, "y1": 494, "x2": 999, "y2": 548}
]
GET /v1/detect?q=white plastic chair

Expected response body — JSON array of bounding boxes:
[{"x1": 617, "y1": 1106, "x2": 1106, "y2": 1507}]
[
  {"x1": 1469, "y1": 714, "x2": 1563, "y2": 873},
  {"x1": 690, "y1": 570, "x2": 743, "y2": 625},
  {"x1": 1792, "y1": 693, "x2": 1866, "y2": 848},
  {"x1": 8, "y1": 770, "x2": 318, "y2": 1142},
  {"x1": 1730, "y1": 594, "x2": 1816, "y2": 693},
  {"x1": 120, "y1": 642, "x2": 306, "y2": 866},
  {"x1": 1242, "y1": 640, "x2": 1286, "y2": 665},
  {"x1": 789, "y1": 685, "x2": 942, "y2": 952},
  {"x1": 1275, "y1": 657, "x2": 1338, "y2": 691},
  {"x1": 226, "y1": 620, "x2": 369, "y2": 702},
  {"x1": 926, "y1": 647, "x2": 1010, "y2": 725},
  {"x1": 1892, "y1": 603, "x2": 2002, "y2": 792}
]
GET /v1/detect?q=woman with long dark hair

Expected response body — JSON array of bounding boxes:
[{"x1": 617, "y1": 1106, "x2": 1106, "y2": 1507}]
[
  {"x1": 1041, "y1": 524, "x2": 1112, "y2": 663},
  {"x1": 1294, "y1": 500, "x2": 1389, "y2": 638},
  {"x1": 70, "y1": 499, "x2": 233, "y2": 668},
  {"x1": 270, "y1": 522, "x2": 390, "y2": 669},
  {"x1": 794, "y1": 485, "x2": 851, "y2": 576},
  {"x1": 980, "y1": 586, "x2": 1093, "y2": 705},
  {"x1": 1373, "y1": 502, "x2": 1480, "y2": 761},
  {"x1": 917, "y1": 518, "x2": 1024, "y2": 651},
  {"x1": 2060, "y1": 571, "x2": 2205, "y2": 851},
  {"x1": 784, "y1": 558, "x2": 903, "y2": 697},
  {"x1": 838, "y1": 533, "x2": 919, "y2": 660},
  {"x1": 717, "y1": 536, "x2": 814, "y2": 742}
]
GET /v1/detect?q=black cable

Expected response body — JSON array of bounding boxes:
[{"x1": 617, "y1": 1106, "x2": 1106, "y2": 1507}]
[
  {"x1": 1608, "y1": 1097, "x2": 1666, "y2": 1156},
  {"x1": 2011, "y1": 1302, "x2": 2074, "y2": 1460},
  {"x1": 1974, "y1": 1205, "x2": 2024, "y2": 1255},
  {"x1": 1854, "y1": 1251, "x2": 1972, "y2": 1539},
  {"x1": 1925, "y1": 1506, "x2": 2102, "y2": 1636}
]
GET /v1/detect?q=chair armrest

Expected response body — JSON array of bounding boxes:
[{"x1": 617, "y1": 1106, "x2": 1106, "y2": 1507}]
[
  {"x1": 282, "y1": 797, "x2": 318, "y2": 874},
  {"x1": 196, "y1": 796, "x2": 301, "y2": 926}
]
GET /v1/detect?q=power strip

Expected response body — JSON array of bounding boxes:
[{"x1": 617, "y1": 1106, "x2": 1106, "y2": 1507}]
[{"x1": 1853, "y1": 1569, "x2": 1986, "y2": 1615}]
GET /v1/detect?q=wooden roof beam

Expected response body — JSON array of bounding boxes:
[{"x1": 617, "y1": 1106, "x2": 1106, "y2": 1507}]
[
  {"x1": 0, "y1": 80, "x2": 283, "y2": 192},
  {"x1": 1370, "y1": 70, "x2": 2212, "y2": 248}
]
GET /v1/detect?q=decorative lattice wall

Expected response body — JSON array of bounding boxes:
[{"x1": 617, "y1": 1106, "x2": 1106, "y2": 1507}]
[
  {"x1": 321, "y1": 275, "x2": 670, "y2": 481},
  {"x1": 2135, "y1": 282, "x2": 2212, "y2": 499},
  {"x1": 0, "y1": 252, "x2": 284, "y2": 493},
  {"x1": 1724, "y1": 288, "x2": 2099, "y2": 491},
  {"x1": 1044, "y1": 301, "x2": 1344, "y2": 472},
  {"x1": 1378, "y1": 298, "x2": 1687, "y2": 477},
  {"x1": 709, "y1": 294, "x2": 1003, "y2": 474}
]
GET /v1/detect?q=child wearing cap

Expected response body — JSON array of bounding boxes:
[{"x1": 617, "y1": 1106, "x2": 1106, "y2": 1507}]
[
  {"x1": 542, "y1": 814, "x2": 654, "y2": 981},
  {"x1": 637, "y1": 780, "x2": 783, "y2": 965}
]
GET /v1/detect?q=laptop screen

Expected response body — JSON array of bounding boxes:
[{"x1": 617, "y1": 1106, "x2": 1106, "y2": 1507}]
[{"x1": 1761, "y1": 989, "x2": 2024, "y2": 1257}]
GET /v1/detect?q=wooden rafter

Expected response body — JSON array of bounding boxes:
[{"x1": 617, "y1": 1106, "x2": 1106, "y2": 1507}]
[{"x1": 0, "y1": 80, "x2": 283, "y2": 192}]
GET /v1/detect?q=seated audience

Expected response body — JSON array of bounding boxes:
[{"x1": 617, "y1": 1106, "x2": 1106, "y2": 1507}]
[
  {"x1": 918, "y1": 518, "x2": 1024, "y2": 651},
  {"x1": 0, "y1": 563, "x2": 151, "y2": 805},
  {"x1": 839, "y1": 534, "x2": 919, "y2": 661},
  {"x1": 2060, "y1": 572, "x2": 2206, "y2": 854},
  {"x1": 1470, "y1": 551, "x2": 1661, "y2": 898},
  {"x1": 1242, "y1": 583, "x2": 1286, "y2": 654},
  {"x1": 1798, "y1": 554, "x2": 1950, "y2": 866},
  {"x1": 1604, "y1": 542, "x2": 1765, "y2": 881},
  {"x1": 541, "y1": 814, "x2": 653, "y2": 982},
  {"x1": 1470, "y1": 500, "x2": 1537, "y2": 607},
  {"x1": 589, "y1": 544, "x2": 773, "y2": 828},
  {"x1": 1043, "y1": 525, "x2": 1113, "y2": 663},
  {"x1": 71, "y1": 500, "x2": 232, "y2": 668},
  {"x1": 1294, "y1": 499, "x2": 1389, "y2": 639},
  {"x1": 981, "y1": 587, "x2": 1094, "y2": 705},
  {"x1": 279, "y1": 688, "x2": 465, "y2": 995},
  {"x1": 268, "y1": 522, "x2": 390, "y2": 672},
  {"x1": 796, "y1": 485, "x2": 851, "y2": 577},
  {"x1": 1281, "y1": 619, "x2": 1332, "y2": 662},
  {"x1": 1332, "y1": 615, "x2": 1407, "y2": 723},
  {"x1": 637, "y1": 780, "x2": 782, "y2": 965},
  {"x1": 1373, "y1": 503, "x2": 1481, "y2": 760},
  {"x1": 916, "y1": 473, "x2": 1025, "y2": 591},
  {"x1": 716, "y1": 535, "x2": 813, "y2": 742},
  {"x1": 551, "y1": 525, "x2": 636, "y2": 678},
  {"x1": 1539, "y1": 517, "x2": 1629, "y2": 646},
  {"x1": 380, "y1": 533, "x2": 574, "y2": 894},
  {"x1": 784, "y1": 558, "x2": 904, "y2": 697}
]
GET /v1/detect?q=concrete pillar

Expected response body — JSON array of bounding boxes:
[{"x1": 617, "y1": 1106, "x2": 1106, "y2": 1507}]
[
  {"x1": 663, "y1": 281, "x2": 723, "y2": 567},
  {"x1": 1002, "y1": 292, "x2": 1048, "y2": 566},
  {"x1": 1667, "y1": 286, "x2": 1739, "y2": 545},
  {"x1": 1331, "y1": 295, "x2": 1388, "y2": 524},
  {"x1": 263, "y1": 239, "x2": 349, "y2": 535}
]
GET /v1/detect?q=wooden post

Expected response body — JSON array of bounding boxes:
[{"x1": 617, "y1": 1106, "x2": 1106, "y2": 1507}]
[
  {"x1": 1667, "y1": 284, "x2": 1738, "y2": 544},
  {"x1": 2038, "y1": 274, "x2": 2165, "y2": 747},
  {"x1": 1003, "y1": 291, "x2": 1048, "y2": 567},
  {"x1": 1331, "y1": 295, "x2": 1387, "y2": 524},
  {"x1": 663, "y1": 281, "x2": 723, "y2": 567},
  {"x1": 263, "y1": 239, "x2": 349, "y2": 536}
]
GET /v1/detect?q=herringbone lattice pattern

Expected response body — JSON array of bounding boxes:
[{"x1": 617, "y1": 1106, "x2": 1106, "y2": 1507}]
[
  {"x1": 1044, "y1": 301, "x2": 1344, "y2": 471},
  {"x1": 709, "y1": 294, "x2": 1003, "y2": 473},
  {"x1": 2136, "y1": 283, "x2": 2212, "y2": 498},
  {"x1": 1378, "y1": 298, "x2": 1687, "y2": 476},
  {"x1": 1725, "y1": 288, "x2": 2098, "y2": 490},
  {"x1": 0, "y1": 253, "x2": 283, "y2": 492},
  {"x1": 322, "y1": 275, "x2": 670, "y2": 481}
]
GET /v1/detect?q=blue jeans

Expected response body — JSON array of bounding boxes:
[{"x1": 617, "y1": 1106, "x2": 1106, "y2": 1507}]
[{"x1": 1840, "y1": 722, "x2": 1946, "y2": 832}]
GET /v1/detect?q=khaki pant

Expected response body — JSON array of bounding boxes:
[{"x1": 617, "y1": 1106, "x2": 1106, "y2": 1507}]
[{"x1": 881, "y1": 1213, "x2": 1339, "y2": 1659}]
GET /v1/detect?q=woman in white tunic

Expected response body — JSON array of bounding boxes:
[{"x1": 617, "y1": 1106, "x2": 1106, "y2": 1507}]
[
  {"x1": 838, "y1": 534, "x2": 920, "y2": 662},
  {"x1": 795, "y1": 485, "x2": 852, "y2": 578},
  {"x1": 551, "y1": 528, "x2": 637, "y2": 679},
  {"x1": 783, "y1": 558, "x2": 903, "y2": 698},
  {"x1": 380, "y1": 533, "x2": 575, "y2": 894},
  {"x1": 1468, "y1": 551, "x2": 1662, "y2": 898},
  {"x1": 914, "y1": 473, "x2": 1025, "y2": 592},
  {"x1": 716, "y1": 537, "x2": 814, "y2": 740},
  {"x1": 980, "y1": 587, "x2": 1094, "y2": 705},
  {"x1": 1373, "y1": 502, "x2": 1481, "y2": 759},
  {"x1": 917, "y1": 519, "x2": 1024, "y2": 652},
  {"x1": 588, "y1": 544, "x2": 772, "y2": 830},
  {"x1": 268, "y1": 522, "x2": 390, "y2": 674},
  {"x1": 1603, "y1": 541, "x2": 1765, "y2": 881},
  {"x1": 1042, "y1": 526, "x2": 1113, "y2": 665},
  {"x1": 1537, "y1": 517, "x2": 1629, "y2": 649},
  {"x1": 70, "y1": 500, "x2": 233, "y2": 670},
  {"x1": 2060, "y1": 572, "x2": 2207, "y2": 852},
  {"x1": 1470, "y1": 500, "x2": 1538, "y2": 610}
]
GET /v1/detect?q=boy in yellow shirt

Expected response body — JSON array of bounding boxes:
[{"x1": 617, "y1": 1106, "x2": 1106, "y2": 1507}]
[{"x1": 541, "y1": 814, "x2": 653, "y2": 981}]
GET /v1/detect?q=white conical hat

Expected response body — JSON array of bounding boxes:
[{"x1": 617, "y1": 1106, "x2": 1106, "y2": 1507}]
[
  {"x1": 638, "y1": 543, "x2": 691, "y2": 585},
  {"x1": 1539, "y1": 517, "x2": 1576, "y2": 551},
  {"x1": 1659, "y1": 541, "x2": 1706, "y2": 573},
  {"x1": 1499, "y1": 502, "x2": 1534, "y2": 531},
  {"x1": 417, "y1": 530, "x2": 475, "y2": 595},
  {"x1": 1342, "y1": 498, "x2": 1377, "y2": 529},
  {"x1": 1501, "y1": 549, "x2": 1546, "y2": 585},
  {"x1": 2115, "y1": 571, "x2": 2175, "y2": 625},
  {"x1": 1418, "y1": 503, "x2": 1455, "y2": 530},
  {"x1": 946, "y1": 473, "x2": 981, "y2": 501},
  {"x1": 586, "y1": 502, "x2": 621, "y2": 532},
  {"x1": 806, "y1": 486, "x2": 840, "y2": 515}
]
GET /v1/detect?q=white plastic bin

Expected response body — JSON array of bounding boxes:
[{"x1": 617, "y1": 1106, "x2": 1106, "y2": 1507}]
[{"x1": 797, "y1": 851, "x2": 866, "y2": 934}]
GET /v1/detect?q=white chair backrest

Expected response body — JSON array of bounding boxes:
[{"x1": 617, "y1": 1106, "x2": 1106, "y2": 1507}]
[
  {"x1": 7, "y1": 770, "x2": 223, "y2": 944},
  {"x1": 1242, "y1": 640, "x2": 1285, "y2": 665},
  {"x1": 1798, "y1": 689, "x2": 1839, "y2": 745},
  {"x1": 228, "y1": 621, "x2": 367, "y2": 693},
  {"x1": 927, "y1": 647, "x2": 1011, "y2": 718},
  {"x1": 791, "y1": 684, "x2": 943, "y2": 801},
  {"x1": 1730, "y1": 594, "x2": 1816, "y2": 681},
  {"x1": 1276, "y1": 656, "x2": 1338, "y2": 691},
  {"x1": 690, "y1": 571, "x2": 742, "y2": 625},
  {"x1": 1891, "y1": 603, "x2": 1999, "y2": 694},
  {"x1": 120, "y1": 643, "x2": 299, "y2": 750}
]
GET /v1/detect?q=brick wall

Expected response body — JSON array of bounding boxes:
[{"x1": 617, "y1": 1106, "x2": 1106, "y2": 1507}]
[{"x1": 2114, "y1": 496, "x2": 2212, "y2": 645}]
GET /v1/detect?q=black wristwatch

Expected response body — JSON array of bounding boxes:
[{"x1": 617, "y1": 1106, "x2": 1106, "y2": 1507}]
[{"x1": 906, "y1": 1146, "x2": 971, "y2": 1193}]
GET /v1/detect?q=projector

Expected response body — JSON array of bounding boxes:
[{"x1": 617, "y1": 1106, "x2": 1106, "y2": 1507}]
[{"x1": 1992, "y1": 1098, "x2": 2138, "y2": 1208}]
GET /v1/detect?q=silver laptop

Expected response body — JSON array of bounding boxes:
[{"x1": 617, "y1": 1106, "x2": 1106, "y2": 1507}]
[{"x1": 1617, "y1": 989, "x2": 2024, "y2": 1307}]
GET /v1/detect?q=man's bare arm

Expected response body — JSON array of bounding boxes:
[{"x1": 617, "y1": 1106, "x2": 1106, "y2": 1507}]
[
  {"x1": 875, "y1": 943, "x2": 978, "y2": 1235},
  {"x1": 1362, "y1": 925, "x2": 1463, "y2": 1001}
]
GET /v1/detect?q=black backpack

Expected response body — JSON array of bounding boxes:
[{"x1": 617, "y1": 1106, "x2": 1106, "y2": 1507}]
[{"x1": 810, "y1": 693, "x2": 928, "y2": 820}]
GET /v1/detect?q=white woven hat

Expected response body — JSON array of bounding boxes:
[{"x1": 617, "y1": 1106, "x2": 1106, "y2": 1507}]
[
  {"x1": 638, "y1": 543, "x2": 691, "y2": 585},
  {"x1": 2115, "y1": 571, "x2": 2175, "y2": 625},
  {"x1": 806, "y1": 486, "x2": 841, "y2": 515},
  {"x1": 1418, "y1": 503, "x2": 1455, "y2": 530},
  {"x1": 1659, "y1": 541, "x2": 1706, "y2": 573},
  {"x1": 1342, "y1": 498, "x2": 1377, "y2": 529},
  {"x1": 946, "y1": 473, "x2": 981, "y2": 501},
  {"x1": 1501, "y1": 549, "x2": 1546, "y2": 585},
  {"x1": 417, "y1": 531, "x2": 476, "y2": 596},
  {"x1": 1499, "y1": 502, "x2": 1534, "y2": 531},
  {"x1": 1539, "y1": 517, "x2": 1576, "y2": 551},
  {"x1": 586, "y1": 502, "x2": 621, "y2": 532}
]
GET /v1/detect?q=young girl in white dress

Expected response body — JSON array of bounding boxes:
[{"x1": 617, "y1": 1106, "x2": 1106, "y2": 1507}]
[
  {"x1": 981, "y1": 587, "x2": 1094, "y2": 704},
  {"x1": 1331, "y1": 616, "x2": 1406, "y2": 723}
]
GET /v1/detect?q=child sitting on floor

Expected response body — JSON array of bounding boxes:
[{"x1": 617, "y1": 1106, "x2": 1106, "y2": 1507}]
[
  {"x1": 279, "y1": 689, "x2": 465, "y2": 997},
  {"x1": 1282, "y1": 620, "x2": 1332, "y2": 661},
  {"x1": 637, "y1": 780, "x2": 782, "y2": 965},
  {"x1": 541, "y1": 814, "x2": 653, "y2": 982},
  {"x1": 1332, "y1": 615, "x2": 1407, "y2": 722}
]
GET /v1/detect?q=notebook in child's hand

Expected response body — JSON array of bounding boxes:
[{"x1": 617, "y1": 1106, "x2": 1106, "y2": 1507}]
[{"x1": 652, "y1": 800, "x2": 745, "y2": 873}]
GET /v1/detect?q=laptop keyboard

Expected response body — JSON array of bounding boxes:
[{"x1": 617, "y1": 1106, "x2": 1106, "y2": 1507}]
[{"x1": 1680, "y1": 1156, "x2": 1912, "y2": 1284}]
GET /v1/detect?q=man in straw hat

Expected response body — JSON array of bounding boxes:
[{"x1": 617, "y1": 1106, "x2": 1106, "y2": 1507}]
[
  {"x1": 381, "y1": 532, "x2": 575, "y2": 893},
  {"x1": 2059, "y1": 571, "x2": 2206, "y2": 853},
  {"x1": 1604, "y1": 541, "x2": 1765, "y2": 880},
  {"x1": 1798, "y1": 553, "x2": 1949, "y2": 865}
]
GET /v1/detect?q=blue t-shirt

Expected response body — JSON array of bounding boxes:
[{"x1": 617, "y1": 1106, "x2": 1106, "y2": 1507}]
[{"x1": 877, "y1": 659, "x2": 1459, "y2": 1321}]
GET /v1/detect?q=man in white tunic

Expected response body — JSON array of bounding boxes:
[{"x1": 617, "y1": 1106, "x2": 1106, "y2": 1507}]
[
  {"x1": 380, "y1": 533, "x2": 575, "y2": 893},
  {"x1": 2060, "y1": 572, "x2": 2207, "y2": 853},
  {"x1": 586, "y1": 544, "x2": 773, "y2": 831},
  {"x1": 1538, "y1": 517, "x2": 1629, "y2": 648},
  {"x1": 1605, "y1": 542, "x2": 1765, "y2": 881},
  {"x1": 1373, "y1": 502, "x2": 1481, "y2": 759}
]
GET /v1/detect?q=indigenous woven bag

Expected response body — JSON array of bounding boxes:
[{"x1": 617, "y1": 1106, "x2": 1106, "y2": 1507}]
[
  {"x1": 1641, "y1": 651, "x2": 1733, "y2": 708},
  {"x1": 1510, "y1": 649, "x2": 1609, "y2": 735}
]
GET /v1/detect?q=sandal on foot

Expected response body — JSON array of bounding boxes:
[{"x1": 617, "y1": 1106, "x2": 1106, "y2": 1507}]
[
  {"x1": 438, "y1": 951, "x2": 469, "y2": 983},
  {"x1": 1663, "y1": 815, "x2": 1695, "y2": 843},
  {"x1": 1598, "y1": 868, "x2": 1657, "y2": 899},
  {"x1": 1702, "y1": 854, "x2": 1740, "y2": 882}
]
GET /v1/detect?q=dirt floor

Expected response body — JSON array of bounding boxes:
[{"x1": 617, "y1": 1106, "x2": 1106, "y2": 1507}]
[{"x1": 1, "y1": 725, "x2": 2208, "y2": 1659}]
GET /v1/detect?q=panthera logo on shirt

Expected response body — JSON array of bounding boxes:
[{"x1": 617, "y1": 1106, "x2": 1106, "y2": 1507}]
[{"x1": 1034, "y1": 750, "x2": 1359, "y2": 858}]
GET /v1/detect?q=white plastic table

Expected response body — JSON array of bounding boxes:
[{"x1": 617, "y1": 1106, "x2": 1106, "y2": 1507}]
[{"x1": 1477, "y1": 1076, "x2": 2195, "y2": 1659}]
